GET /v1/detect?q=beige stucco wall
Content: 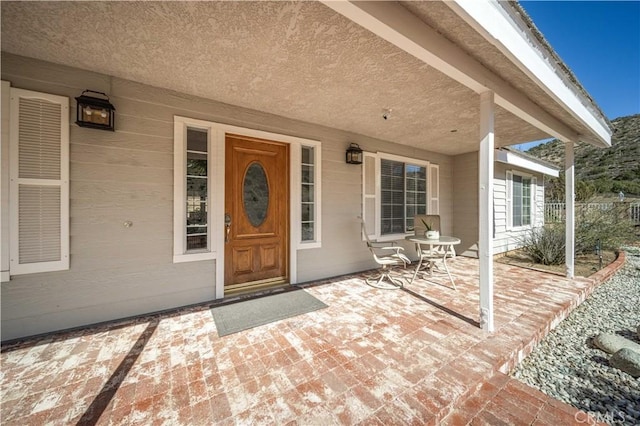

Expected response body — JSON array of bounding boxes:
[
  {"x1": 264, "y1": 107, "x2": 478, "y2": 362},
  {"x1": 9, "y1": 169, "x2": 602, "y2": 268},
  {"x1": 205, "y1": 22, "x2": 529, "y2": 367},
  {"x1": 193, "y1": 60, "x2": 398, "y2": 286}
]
[{"x1": 1, "y1": 53, "x2": 454, "y2": 340}]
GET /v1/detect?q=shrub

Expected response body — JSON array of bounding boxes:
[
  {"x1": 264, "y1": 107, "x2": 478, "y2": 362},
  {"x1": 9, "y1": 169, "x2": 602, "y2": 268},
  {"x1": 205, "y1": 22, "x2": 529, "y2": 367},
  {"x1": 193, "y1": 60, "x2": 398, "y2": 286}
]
[
  {"x1": 574, "y1": 205, "x2": 635, "y2": 253},
  {"x1": 519, "y1": 226, "x2": 565, "y2": 265},
  {"x1": 520, "y1": 204, "x2": 636, "y2": 266}
]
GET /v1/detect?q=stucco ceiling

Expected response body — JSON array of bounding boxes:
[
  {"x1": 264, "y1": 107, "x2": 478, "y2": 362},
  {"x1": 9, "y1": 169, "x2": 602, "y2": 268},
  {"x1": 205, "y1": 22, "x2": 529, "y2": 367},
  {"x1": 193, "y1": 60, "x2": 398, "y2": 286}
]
[{"x1": 1, "y1": 1, "x2": 552, "y2": 155}]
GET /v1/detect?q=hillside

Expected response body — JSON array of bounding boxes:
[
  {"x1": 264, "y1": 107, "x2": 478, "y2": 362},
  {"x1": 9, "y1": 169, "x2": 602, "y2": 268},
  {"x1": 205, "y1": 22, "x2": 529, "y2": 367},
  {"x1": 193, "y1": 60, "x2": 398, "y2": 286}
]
[{"x1": 526, "y1": 114, "x2": 640, "y2": 200}]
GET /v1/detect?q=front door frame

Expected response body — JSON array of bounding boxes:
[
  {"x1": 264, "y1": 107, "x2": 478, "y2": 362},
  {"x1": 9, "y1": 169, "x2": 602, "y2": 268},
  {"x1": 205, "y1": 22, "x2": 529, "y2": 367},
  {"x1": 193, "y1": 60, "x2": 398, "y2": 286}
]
[
  {"x1": 224, "y1": 134, "x2": 290, "y2": 290},
  {"x1": 175, "y1": 118, "x2": 320, "y2": 299}
]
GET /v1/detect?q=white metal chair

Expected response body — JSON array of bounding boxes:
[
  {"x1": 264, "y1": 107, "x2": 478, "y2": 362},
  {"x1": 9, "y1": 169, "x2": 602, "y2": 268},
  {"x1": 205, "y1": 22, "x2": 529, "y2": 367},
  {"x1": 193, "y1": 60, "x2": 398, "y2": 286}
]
[{"x1": 361, "y1": 220, "x2": 411, "y2": 289}]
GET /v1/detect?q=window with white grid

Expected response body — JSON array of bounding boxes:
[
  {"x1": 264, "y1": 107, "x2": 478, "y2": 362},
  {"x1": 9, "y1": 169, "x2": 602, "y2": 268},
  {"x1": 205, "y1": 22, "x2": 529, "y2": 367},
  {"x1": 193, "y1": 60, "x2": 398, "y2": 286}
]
[{"x1": 380, "y1": 159, "x2": 427, "y2": 235}]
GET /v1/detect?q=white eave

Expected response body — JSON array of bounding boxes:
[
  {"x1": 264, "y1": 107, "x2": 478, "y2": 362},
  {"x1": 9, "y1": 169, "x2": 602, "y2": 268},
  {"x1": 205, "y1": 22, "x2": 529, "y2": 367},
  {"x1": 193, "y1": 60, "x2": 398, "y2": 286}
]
[
  {"x1": 448, "y1": 0, "x2": 611, "y2": 148},
  {"x1": 495, "y1": 149, "x2": 559, "y2": 177},
  {"x1": 323, "y1": 0, "x2": 612, "y2": 149}
]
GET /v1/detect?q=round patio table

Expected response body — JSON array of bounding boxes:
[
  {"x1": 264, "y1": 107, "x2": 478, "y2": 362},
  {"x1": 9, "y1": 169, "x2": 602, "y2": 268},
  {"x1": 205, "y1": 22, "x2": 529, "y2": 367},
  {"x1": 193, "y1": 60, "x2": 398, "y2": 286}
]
[{"x1": 404, "y1": 235, "x2": 461, "y2": 289}]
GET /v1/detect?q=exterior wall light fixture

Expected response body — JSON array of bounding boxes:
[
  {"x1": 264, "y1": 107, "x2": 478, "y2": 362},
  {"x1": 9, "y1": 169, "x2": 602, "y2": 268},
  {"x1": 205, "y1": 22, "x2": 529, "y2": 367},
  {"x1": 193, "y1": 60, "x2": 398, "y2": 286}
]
[
  {"x1": 75, "y1": 90, "x2": 116, "y2": 131},
  {"x1": 346, "y1": 143, "x2": 363, "y2": 164}
]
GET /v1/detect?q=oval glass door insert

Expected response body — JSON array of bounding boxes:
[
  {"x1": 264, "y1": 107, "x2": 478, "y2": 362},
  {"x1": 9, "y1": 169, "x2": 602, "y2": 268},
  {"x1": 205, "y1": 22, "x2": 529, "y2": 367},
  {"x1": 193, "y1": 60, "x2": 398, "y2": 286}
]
[{"x1": 243, "y1": 162, "x2": 270, "y2": 227}]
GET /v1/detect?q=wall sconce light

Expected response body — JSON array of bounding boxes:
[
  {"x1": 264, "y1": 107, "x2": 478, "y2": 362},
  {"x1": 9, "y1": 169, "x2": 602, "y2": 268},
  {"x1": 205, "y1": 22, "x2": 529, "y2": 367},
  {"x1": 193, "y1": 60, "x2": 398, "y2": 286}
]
[
  {"x1": 345, "y1": 143, "x2": 363, "y2": 164},
  {"x1": 75, "y1": 90, "x2": 116, "y2": 131}
]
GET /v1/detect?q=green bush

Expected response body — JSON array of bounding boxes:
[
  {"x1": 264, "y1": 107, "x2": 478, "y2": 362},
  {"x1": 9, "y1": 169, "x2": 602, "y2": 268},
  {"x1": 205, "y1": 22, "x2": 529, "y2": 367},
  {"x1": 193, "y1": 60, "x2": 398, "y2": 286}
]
[{"x1": 518, "y1": 226, "x2": 565, "y2": 265}]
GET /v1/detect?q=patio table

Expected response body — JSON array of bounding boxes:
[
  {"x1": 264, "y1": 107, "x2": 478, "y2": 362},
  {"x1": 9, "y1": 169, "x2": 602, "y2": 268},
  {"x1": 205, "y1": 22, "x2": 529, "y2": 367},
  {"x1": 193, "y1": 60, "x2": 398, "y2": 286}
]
[{"x1": 405, "y1": 235, "x2": 461, "y2": 290}]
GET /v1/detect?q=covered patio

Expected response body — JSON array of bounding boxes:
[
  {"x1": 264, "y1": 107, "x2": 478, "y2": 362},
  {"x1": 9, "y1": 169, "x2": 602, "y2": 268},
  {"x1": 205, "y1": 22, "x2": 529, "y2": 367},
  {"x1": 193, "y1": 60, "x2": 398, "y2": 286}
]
[{"x1": 1, "y1": 255, "x2": 623, "y2": 425}]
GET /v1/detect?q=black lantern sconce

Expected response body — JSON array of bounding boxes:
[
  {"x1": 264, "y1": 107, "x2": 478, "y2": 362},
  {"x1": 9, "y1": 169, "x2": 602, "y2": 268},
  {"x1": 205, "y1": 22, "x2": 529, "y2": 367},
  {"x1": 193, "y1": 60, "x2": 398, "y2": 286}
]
[
  {"x1": 345, "y1": 143, "x2": 363, "y2": 164},
  {"x1": 75, "y1": 90, "x2": 116, "y2": 131}
]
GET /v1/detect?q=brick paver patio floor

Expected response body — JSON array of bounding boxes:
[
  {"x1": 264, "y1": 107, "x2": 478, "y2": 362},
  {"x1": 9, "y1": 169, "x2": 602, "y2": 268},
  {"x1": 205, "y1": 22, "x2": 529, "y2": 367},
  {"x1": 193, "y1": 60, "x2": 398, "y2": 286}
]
[{"x1": 2, "y1": 255, "x2": 619, "y2": 425}]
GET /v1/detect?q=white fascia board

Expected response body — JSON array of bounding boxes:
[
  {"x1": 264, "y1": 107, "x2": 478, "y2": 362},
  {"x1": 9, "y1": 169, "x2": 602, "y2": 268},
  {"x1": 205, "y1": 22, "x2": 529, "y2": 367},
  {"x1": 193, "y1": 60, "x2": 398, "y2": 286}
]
[
  {"x1": 448, "y1": 0, "x2": 611, "y2": 148},
  {"x1": 322, "y1": 1, "x2": 581, "y2": 144},
  {"x1": 495, "y1": 149, "x2": 559, "y2": 177}
]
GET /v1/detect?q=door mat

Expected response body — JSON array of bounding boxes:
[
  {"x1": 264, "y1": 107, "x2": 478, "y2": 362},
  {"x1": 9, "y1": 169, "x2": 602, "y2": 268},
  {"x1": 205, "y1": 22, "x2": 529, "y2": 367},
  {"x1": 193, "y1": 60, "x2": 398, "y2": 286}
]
[{"x1": 211, "y1": 289, "x2": 328, "y2": 337}]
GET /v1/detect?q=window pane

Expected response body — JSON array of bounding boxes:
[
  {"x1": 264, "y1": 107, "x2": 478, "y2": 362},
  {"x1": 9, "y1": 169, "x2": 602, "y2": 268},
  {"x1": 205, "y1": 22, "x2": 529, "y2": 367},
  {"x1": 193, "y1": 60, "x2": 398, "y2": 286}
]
[
  {"x1": 381, "y1": 160, "x2": 405, "y2": 235},
  {"x1": 406, "y1": 164, "x2": 425, "y2": 180},
  {"x1": 301, "y1": 203, "x2": 314, "y2": 221},
  {"x1": 381, "y1": 219, "x2": 392, "y2": 235},
  {"x1": 186, "y1": 129, "x2": 208, "y2": 252},
  {"x1": 381, "y1": 159, "x2": 428, "y2": 235},
  {"x1": 187, "y1": 226, "x2": 207, "y2": 235},
  {"x1": 187, "y1": 177, "x2": 207, "y2": 198},
  {"x1": 405, "y1": 164, "x2": 427, "y2": 233},
  {"x1": 301, "y1": 223, "x2": 314, "y2": 241},
  {"x1": 187, "y1": 151, "x2": 207, "y2": 177},
  {"x1": 513, "y1": 175, "x2": 522, "y2": 227},
  {"x1": 302, "y1": 165, "x2": 314, "y2": 184},
  {"x1": 187, "y1": 128, "x2": 207, "y2": 152},
  {"x1": 522, "y1": 177, "x2": 532, "y2": 225},
  {"x1": 406, "y1": 192, "x2": 416, "y2": 204},
  {"x1": 302, "y1": 146, "x2": 314, "y2": 164},
  {"x1": 391, "y1": 220, "x2": 404, "y2": 234},
  {"x1": 187, "y1": 235, "x2": 207, "y2": 251},
  {"x1": 301, "y1": 146, "x2": 316, "y2": 242},
  {"x1": 391, "y1": 190, "x2": 404, "y2": 205},
  {"x1": 302, "y1": 184, "x2": 314, "y2": 202}
]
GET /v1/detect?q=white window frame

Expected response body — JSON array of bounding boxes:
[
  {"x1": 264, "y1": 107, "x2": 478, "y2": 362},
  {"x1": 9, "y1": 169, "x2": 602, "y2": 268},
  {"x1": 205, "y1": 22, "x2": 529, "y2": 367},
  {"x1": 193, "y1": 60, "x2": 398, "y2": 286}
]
[
  {"x1": 298, "y1": 144, "x2": 322, "y2": 249},
  {"x1": 1, "y1": 81, "x2": 10, "y2": 282},
  {"x1": 173, "y1": 116, "x2": 321, "y2": 291},
  {"x1": 9, "y1": 87, "x2": 70, "y2": 275},
  {"x1": 506, "y1": 169, "x2": 536, "y2": 230},
  {"x1": 173, "y1": 116, "x2": 217, "y2": 264},
  {"x1": 363, "y1": 151, "x2": 438, "y2": 242}
]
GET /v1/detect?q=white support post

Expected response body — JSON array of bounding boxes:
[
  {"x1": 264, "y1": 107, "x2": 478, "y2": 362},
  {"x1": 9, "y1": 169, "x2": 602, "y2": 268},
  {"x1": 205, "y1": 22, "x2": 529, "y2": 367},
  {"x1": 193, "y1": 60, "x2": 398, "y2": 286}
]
[
  {"x1": 478, "y1": 91, "x2": 495, "y2": 332},
  {"x1": 565, "y1": 142, "x2": 575, "y2": 278}
]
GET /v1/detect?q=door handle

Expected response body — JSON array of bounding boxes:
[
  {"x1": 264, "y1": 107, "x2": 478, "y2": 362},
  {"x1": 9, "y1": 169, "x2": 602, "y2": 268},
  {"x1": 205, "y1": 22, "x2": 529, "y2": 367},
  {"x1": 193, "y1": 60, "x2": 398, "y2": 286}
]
[{"x1": 225, "y1": 213, "x2": 231, "y2": 243}]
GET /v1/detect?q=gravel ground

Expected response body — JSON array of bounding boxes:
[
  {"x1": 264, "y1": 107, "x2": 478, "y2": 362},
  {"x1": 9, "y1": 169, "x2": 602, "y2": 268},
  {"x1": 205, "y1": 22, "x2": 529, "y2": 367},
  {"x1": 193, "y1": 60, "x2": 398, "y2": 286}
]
[{"x1": 512, "y1": 247, "x2": 640, "y2": 426}]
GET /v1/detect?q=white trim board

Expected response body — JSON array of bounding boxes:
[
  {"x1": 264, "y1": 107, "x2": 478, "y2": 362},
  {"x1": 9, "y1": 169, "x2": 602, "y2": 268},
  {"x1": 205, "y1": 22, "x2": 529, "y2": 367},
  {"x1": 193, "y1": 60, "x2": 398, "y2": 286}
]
[
  {"x1": 495, "y1": 149, "x2": 559, "y2": 177},
  {"x1": 173, "y1": 116, "x2": 322, "y2": 298},
  {"x1": 448, "y1": 0, "x2": 611, "y2": 148},
  {"x1": 322, "y1": 1, "x2": 610, "y2": 148}
]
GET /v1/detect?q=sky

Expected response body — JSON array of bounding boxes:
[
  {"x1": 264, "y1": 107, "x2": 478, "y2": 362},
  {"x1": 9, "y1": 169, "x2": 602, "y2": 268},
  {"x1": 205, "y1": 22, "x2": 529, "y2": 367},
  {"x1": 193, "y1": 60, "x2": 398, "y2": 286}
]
[{"x1": 516, "y1": 1, "x2": 640, "y2": 150}]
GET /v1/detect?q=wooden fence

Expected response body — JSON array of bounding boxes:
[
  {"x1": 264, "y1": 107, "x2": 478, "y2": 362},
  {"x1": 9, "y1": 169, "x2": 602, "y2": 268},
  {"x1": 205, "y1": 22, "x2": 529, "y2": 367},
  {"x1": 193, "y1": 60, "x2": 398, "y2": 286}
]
[{"x1": 545, "y1": 202, "x2": 640, "y2": 225}]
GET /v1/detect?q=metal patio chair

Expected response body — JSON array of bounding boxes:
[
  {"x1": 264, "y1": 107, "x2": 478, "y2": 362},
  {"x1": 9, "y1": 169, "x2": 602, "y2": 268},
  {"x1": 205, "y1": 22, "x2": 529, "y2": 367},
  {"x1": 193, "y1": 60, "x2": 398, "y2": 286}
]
[{"x1": 360, "y1": 220, "x2": 411, "y2": 289}]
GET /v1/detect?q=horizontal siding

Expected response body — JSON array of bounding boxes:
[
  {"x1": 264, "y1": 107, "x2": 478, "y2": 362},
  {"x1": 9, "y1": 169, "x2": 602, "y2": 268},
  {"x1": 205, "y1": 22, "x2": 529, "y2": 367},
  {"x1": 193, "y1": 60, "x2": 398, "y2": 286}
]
[
  {"x1": 493, "y1": 163, "x2": 546, "y2": 254},
  {"x1": 452, "y1": 152, "x2": 479, "y2": 257},
  {"x1": 1, "y1": 53, "x2": 456, "y2": 339}
]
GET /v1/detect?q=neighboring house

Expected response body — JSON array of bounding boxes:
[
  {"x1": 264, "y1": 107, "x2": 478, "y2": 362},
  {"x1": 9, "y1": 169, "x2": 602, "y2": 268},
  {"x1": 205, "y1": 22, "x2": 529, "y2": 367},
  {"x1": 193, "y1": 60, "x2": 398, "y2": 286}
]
[{"x1": 0, "y1": 1, "x2": 610, "y2": 340}]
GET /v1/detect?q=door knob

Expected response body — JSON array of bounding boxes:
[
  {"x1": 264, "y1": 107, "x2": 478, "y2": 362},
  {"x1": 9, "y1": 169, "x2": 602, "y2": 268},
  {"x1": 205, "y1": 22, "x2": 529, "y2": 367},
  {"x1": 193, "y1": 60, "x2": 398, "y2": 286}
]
[{"x1": 225, "y1": 213, "x2": 231, "y2": 243}]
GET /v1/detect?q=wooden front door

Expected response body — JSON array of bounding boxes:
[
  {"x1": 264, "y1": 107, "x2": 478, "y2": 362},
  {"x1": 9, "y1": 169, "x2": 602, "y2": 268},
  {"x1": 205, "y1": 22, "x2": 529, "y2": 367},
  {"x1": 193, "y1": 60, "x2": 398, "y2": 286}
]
[{"x1": 224, "y1": 134, "x2": 289, "y2": 292}]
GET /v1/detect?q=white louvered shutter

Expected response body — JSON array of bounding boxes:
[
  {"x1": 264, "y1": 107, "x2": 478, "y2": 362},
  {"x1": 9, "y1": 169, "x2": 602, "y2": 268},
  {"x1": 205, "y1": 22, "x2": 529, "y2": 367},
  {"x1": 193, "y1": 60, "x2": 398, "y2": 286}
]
[
  {"x1": 362, "y1": 152, "x2": 377, "y2": 240},
  {"x1": 506, "y1": 170, "x2": 513, "y2": 230},
  {"x1": 10, "y1": 88, "x2": 69, "y2": 274},
  {"x1": 429, "y1": 164, "x2": 439, "y2": 214}
]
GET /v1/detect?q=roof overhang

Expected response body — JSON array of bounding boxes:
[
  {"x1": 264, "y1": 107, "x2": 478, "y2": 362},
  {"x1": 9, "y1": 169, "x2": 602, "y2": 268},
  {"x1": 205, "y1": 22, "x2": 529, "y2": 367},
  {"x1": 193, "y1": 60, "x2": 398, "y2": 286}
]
[
  {"x1": 1, "y1": 1, "x2": 611, "y2": 154},
  {"x1": 448, "y1": 0, "x2": 611, "y2": 148},
  {"x1": 323, "y1": 0, "x2": 611, "y2": 148},
  {"x1": 495, "y1": 149, "x2": 559, "y2": 177}
]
